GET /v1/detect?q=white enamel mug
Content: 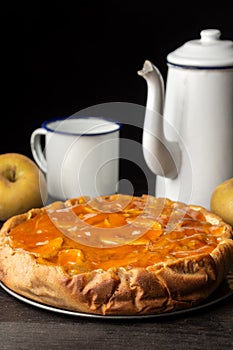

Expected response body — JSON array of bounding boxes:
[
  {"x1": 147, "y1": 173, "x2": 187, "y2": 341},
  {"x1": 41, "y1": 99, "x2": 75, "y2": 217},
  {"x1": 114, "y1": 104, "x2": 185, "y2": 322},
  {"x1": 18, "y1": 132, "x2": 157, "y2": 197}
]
[{"x1": 30, "y1": 116, "x2": 121, "y2": 200}]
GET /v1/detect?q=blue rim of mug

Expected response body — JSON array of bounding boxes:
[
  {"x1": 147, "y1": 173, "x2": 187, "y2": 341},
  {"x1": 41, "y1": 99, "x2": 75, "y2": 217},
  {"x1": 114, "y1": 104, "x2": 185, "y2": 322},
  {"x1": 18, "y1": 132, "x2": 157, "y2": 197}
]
[{"x1": 41, "y1": 116, "x2": 122, "y2": 136}]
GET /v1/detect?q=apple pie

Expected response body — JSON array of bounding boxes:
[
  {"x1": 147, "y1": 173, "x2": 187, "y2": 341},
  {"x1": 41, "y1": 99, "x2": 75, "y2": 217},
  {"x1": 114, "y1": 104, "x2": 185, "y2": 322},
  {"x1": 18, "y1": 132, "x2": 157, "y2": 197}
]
[{"x1": 0, "y1": 194, "x2": 233, "y2": 315}]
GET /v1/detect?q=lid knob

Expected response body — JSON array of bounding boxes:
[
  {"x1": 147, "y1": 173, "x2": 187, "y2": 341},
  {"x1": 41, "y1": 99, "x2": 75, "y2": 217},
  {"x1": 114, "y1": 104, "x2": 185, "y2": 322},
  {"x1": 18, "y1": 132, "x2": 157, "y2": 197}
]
[{"x1": 200, "y1": 29, "x2": 221, "y2": 42}]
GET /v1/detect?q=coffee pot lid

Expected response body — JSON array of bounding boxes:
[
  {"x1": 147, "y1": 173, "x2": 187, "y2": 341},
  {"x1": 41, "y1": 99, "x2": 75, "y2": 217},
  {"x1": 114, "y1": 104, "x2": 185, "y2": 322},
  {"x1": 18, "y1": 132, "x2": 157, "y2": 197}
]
[{"x1": 167, "y1": 29, "x2": 233, "y2": 67}]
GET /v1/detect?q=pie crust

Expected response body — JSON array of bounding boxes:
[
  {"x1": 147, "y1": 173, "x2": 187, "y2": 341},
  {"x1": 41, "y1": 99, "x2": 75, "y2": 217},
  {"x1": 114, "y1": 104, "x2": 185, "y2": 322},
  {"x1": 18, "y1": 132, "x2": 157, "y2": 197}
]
[{"x1": 0, "y1": 194, "x2": 233, "y2": 315}]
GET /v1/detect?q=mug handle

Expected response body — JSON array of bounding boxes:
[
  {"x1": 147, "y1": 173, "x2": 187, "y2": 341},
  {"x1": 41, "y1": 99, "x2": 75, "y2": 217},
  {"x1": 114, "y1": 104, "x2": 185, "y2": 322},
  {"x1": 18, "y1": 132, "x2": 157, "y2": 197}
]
[{"x1": 30, "y1": 128, "x2": 47, "y2": 173}]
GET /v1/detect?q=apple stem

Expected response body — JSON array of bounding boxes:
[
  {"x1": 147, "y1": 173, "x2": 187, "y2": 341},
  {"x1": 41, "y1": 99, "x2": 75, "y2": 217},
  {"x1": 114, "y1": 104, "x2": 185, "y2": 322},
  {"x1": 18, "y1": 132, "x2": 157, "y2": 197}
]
[{"x1": 4, "y1": 168, "x2": 16, "y2": 182}]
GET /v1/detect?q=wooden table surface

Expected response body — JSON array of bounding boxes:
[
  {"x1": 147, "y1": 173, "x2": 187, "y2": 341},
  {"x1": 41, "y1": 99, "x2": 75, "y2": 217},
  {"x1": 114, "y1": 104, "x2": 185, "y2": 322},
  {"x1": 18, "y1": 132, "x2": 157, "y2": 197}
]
[{"x1": 0, "y1": 281, "x2": 233, "y2": 350}]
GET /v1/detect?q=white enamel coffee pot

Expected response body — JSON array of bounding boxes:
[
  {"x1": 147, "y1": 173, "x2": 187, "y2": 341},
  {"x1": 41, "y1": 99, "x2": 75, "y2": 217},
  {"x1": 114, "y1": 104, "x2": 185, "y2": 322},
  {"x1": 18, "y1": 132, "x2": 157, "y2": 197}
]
[{"x1": 138, "y1": 29, "x2": 233, "y2": 208}]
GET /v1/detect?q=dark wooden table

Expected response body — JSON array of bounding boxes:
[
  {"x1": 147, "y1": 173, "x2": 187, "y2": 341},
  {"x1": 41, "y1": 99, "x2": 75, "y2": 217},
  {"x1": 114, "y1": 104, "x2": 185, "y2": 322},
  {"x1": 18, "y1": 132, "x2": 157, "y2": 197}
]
[{"x1": 0, "y1": 282, "x2": 233, "y2": 350}]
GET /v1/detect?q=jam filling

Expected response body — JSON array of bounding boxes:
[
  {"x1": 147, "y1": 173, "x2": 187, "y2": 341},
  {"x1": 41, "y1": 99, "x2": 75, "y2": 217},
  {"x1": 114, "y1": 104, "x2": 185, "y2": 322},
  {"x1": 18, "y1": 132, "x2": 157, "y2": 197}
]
[{"x1": 7, "y1": 195, "x2": 225, "y2": 275}]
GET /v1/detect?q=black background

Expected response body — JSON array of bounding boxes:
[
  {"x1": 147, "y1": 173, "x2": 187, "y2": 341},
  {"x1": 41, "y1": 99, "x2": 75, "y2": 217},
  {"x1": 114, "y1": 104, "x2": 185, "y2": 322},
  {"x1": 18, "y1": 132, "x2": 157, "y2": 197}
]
[{"x1": 2, "y1": 1, "x2": 233, "y2": 194}]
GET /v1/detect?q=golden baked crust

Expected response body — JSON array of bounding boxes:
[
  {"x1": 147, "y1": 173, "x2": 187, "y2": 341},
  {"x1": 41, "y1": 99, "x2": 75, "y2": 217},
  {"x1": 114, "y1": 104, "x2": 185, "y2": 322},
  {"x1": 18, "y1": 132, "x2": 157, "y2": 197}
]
[{"x1": 0, "y1": 194, "x2": 233, "y2": 316}]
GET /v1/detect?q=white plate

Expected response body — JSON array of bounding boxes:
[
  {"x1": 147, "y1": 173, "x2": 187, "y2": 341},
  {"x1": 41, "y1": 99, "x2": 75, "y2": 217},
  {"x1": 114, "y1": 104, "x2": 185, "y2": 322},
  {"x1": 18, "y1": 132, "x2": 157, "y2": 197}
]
[{"x1": 1, "y1": 266, "x2": 233, "y2": 319}]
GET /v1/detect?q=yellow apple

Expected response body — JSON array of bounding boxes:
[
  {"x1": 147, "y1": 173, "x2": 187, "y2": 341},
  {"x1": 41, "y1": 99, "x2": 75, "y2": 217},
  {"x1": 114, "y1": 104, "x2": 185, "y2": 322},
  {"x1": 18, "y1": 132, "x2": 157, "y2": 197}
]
[
  {"x1": 0, "y1": 153, "x2": 48, "y2": 221},
  {"x1": 210, "y1": 178, "x2": 233, "y2": 227}
]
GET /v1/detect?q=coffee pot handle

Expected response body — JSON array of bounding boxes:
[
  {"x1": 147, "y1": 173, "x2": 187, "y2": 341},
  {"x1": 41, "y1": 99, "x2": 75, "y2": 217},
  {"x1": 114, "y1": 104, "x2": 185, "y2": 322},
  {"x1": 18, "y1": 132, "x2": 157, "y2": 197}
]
[{"x1": 30, "y1": 128, "x2": 47, "y2": 173}]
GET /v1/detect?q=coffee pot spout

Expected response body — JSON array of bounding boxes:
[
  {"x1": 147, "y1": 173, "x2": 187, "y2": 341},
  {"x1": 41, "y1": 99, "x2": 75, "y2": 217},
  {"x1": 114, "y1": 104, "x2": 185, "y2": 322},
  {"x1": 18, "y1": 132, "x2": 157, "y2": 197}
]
[{"x1": 138, "y1": 60, "x2": 179, "y2": 179}]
